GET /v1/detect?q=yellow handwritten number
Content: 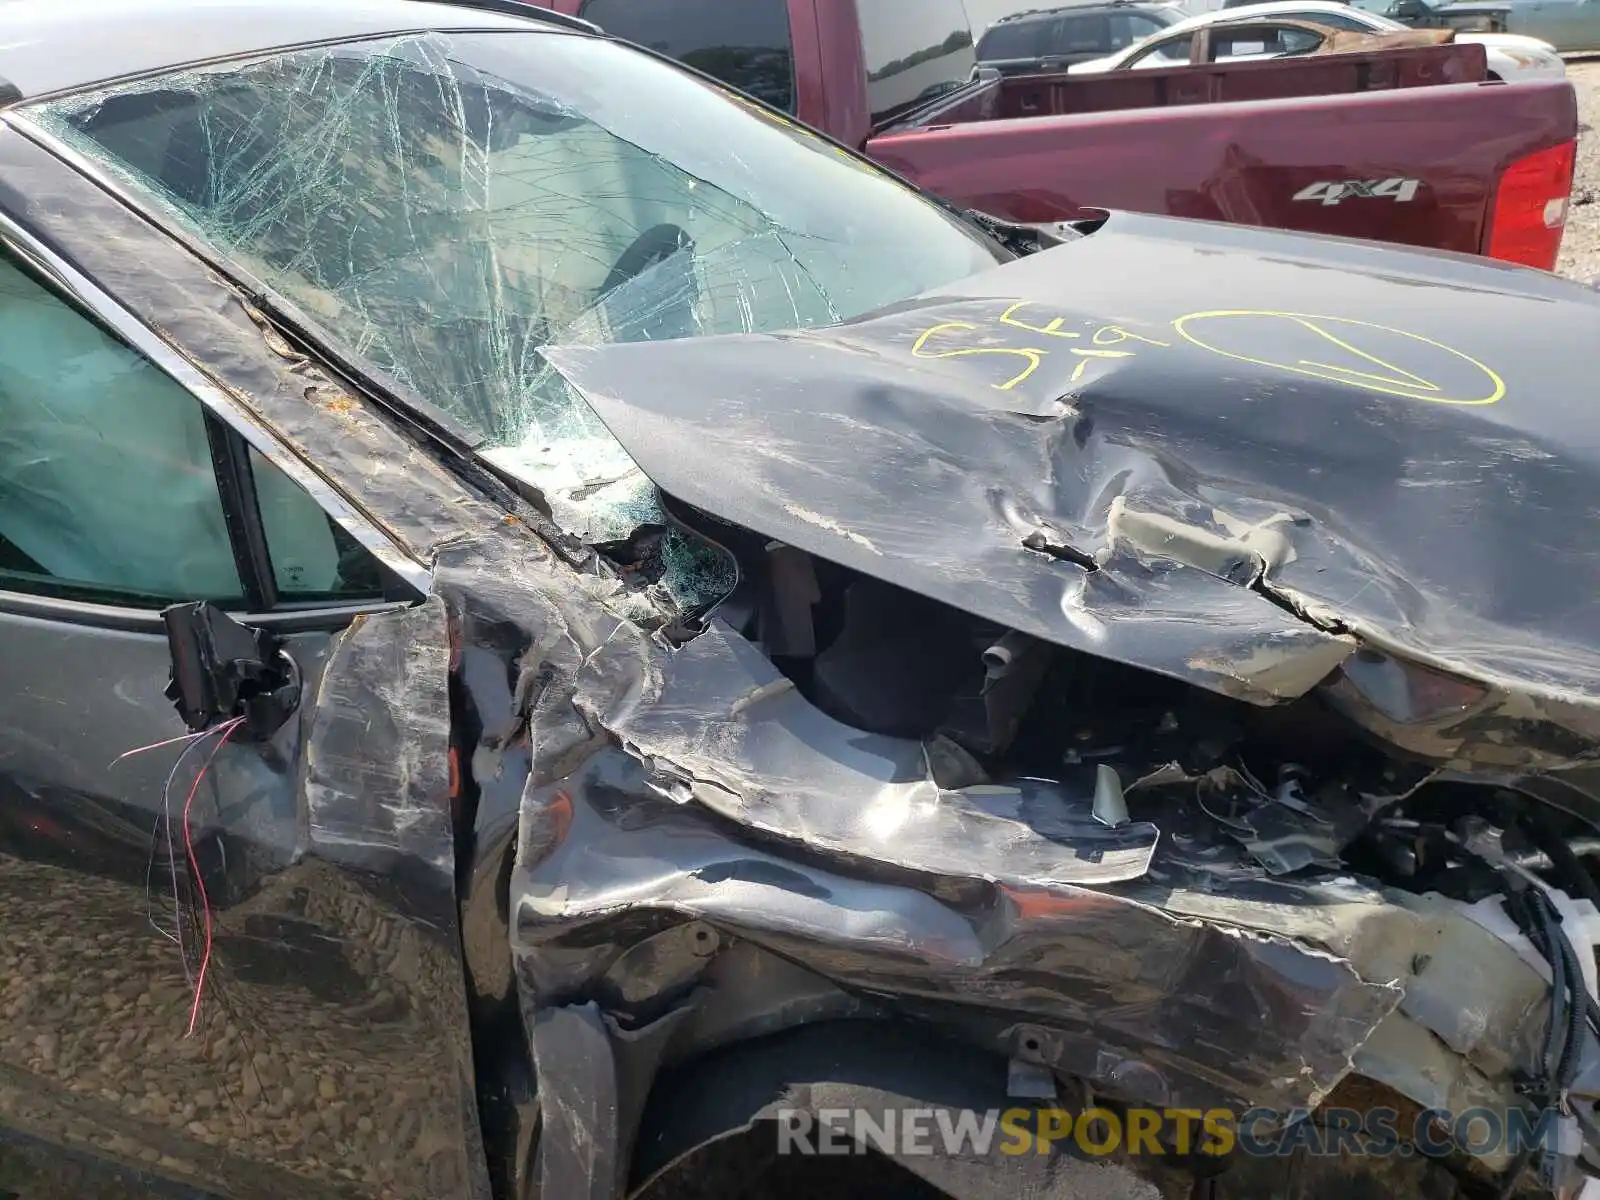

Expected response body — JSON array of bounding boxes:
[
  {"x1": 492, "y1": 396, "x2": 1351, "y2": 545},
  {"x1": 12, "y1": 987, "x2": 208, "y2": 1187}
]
[
  {"x1": 999, "y1": 301, "x2": 1081, "y2": 339},
  {"x1": 1093, "y1": 326, "x2": 1169, "y2": 349},
  {"x1": 914, "y1": 305, "x2": 1168, "y2": 390},
  {"x1": 910, "y1": 320, "x2": 1046, "y2": 390}
]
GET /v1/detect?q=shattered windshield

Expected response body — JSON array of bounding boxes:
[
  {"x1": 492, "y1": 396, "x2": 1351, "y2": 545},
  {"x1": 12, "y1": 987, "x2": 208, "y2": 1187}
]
[{"x1": 30, "y1": 29, "x2": 1003, "y2": 591}]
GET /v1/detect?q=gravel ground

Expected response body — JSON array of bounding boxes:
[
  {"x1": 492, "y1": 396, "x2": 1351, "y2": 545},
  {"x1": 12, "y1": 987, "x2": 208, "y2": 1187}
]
[
  {"x1": 0, "y1": 855, "x2": 477, "y2": 1200},
  {"x1": 1557, "y1": 59, "x2": 1600, "y2": 282}
]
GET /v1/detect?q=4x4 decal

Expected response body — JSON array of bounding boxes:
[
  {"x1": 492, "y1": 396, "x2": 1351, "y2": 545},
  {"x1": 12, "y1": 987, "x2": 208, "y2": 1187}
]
[{"x1": 1293, "y1": 178, "x2": 1422, "y2": 206}]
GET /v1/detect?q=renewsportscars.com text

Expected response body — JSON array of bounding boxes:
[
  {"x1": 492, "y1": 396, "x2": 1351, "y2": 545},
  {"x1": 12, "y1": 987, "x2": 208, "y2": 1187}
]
[{"x1": 775, "y1": 1105, "x2": 1562, "y2": 1160}]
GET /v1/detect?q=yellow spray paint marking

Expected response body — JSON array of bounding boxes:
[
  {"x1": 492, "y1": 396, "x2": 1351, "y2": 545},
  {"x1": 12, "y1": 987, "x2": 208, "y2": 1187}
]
[
  {"x1": 999, "y1": 301, "x2": 1083, "y2": 339},
  {"x1": 1093, "y1": 325, "x2": 1170, "y2": 349},
  {"x1": 1171, "y1": 310, "x2": 1505, "y2": 405},
  {"x1": 913, "y1": 303, "x2": 1174, "y2": 391},
  {"x1": 911, "y1": 320, "x2": 1046, "y2": 390},
  {"x1": 1070, "y1": 350, "x2": 1135, "y2": 382}
]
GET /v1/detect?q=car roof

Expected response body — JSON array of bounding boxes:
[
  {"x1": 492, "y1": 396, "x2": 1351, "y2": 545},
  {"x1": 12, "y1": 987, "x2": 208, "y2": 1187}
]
[
  {"x1": 1143, "y1": 0, "x2": 1364, "y2": 37},
  {"x1": 991, "y1": 0, "x2": 1184, "y2": 26},
  {"x1": 0, "y1": 0, "x2": 580, "y2": 105}
]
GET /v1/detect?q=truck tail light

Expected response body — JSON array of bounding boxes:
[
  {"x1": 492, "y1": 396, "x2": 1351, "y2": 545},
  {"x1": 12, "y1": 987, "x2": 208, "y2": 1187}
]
[{"x1": 1485, "y1": 140, "x2": 1575, "y2": 271}]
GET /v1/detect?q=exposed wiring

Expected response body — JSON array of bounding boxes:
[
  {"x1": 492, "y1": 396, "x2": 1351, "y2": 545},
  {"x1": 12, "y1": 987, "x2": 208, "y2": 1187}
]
[
  {"x1": 180, "y1": 717, "x2": 245, "y2": 1038},
  {"x1": 1440, "y1": 819, "x2": 1600, "y2": 1196},
  {"x1": 1509, "y1": 887, "x2": 1576, "y2": 1097},
  {"x1": 143, "y1": 731, "x2": 223, "y2": 973},
  {"x1": 108, "y1": 725, "x2": 221, "y2": 767},
  {"x1": 1546, "y1": 903, "x2": 1590, "y2": 1098},
  {"x1": 1522, "y1": 809, "x2": 1600, "y2": 913},
  {"x1": 117, "y1": 724, "x2": 243, "y2": 976}
]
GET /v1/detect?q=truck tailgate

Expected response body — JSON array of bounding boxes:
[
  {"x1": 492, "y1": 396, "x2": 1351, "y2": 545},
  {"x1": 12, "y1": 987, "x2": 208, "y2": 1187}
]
[{"x1": 867, "y1": 79, "x2": 1579, "y2": 267}]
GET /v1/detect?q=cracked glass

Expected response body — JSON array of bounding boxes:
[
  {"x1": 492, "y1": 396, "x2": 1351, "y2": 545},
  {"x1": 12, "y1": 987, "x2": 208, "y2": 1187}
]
[{"x1": 30, "y1": 30, "x2": 1003, "y2": 603}]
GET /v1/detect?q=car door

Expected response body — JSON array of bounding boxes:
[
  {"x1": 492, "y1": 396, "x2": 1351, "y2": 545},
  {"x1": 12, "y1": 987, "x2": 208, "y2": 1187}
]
[{"x1": 0, "y1": 192, "x2": 488, "y2": 1200}]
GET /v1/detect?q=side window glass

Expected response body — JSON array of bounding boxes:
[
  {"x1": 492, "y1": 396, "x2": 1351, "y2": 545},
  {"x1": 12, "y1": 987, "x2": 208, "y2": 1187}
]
[
  {"x1": 0, "y1": 248, "x2": 388, "y2": 609},
  {"x1": 856, "y1": 0, "x2": 978, "y2": 127},
  {"x1": 976, "y1": 21, "x2": 1042, "y2": 59},
  {"x1": 1279, "y1": 26, "x2": 1326, "y2": 51},
  {"x1": 580, "y1": 0, "x2": 795, "y2": 112},
  {"x1": 249, "y1": 449, "x2": 389, "y2": 602},
  {"x1": 1111, "y1": 14, "x2": 1169, "y2": 47},
  {"x1": 1059, "y1": 14, "x2": 1114, "y2": 53},
  {"x1": 1211, "y1": 30, "x2": 1264, "y2": 57},
  {"x1": 1128, "y1": 32, "x2": 1194, "y2": 64},
  {"x1": 0, "y1": 251, "x2": 243, "y2": 606},
  {"x1": 1211, "y1": 25, "x2": 1317, "y2": 58}
]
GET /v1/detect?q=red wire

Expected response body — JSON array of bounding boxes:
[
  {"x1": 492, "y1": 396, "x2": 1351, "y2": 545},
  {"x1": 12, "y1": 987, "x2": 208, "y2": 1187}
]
[{"x1": 181, "y1": 718, "x2": 243, "y2": 1038}]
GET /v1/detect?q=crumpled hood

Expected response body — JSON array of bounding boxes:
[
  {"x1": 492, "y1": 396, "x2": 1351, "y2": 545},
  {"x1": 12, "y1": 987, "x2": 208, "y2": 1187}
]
[{"x1": 544, "y1": 211, "x2": 1600, "y2": 768}]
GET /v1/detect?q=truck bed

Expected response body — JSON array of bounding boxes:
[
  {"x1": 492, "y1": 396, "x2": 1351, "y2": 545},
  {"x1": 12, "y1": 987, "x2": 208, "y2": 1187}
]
[
  {"x1": 528, "y1": 0, "x2": 1578, "y2": 268},
  {"x1": 868, "y1": 75, "x2": 1577, "y2": 260}
]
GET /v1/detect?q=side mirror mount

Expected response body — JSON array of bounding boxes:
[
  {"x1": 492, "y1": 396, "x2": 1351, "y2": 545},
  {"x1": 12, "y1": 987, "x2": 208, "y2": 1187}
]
[{"x1": 162, "y1": 601, "x2": 301, "y2": 740}]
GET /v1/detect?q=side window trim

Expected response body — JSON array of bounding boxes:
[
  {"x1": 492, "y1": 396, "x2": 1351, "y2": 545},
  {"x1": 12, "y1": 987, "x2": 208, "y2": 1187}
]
[
  {"x1": 1125, "y1": 30, "x2": 1192, "y2": 65},
  {"x1": 205, "y1": 415, "x2": 281, "y2": 611},
  {"x1": 0, "y1": 588, "x2": 414, "y2": 636},
  {"x1": 0, "y1": 211, "x2": 432, "y2": 618}
]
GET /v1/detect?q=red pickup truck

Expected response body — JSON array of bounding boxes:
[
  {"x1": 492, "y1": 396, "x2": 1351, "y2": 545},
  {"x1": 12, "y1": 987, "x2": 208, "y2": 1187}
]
[{"x1": 532, "y1": 0, "x2": 1578, "y2": 269}]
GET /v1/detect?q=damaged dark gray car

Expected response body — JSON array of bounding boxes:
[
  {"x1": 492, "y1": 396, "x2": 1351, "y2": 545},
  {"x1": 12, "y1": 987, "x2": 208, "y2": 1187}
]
[{"x1": 3, "y1": 1, "x2": 1600, "y2": 1198}]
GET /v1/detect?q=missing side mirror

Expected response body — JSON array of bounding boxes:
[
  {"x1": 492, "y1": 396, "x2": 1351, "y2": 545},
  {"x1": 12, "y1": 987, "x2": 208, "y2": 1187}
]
[{"x1": 162, "y1": 601, "x2": 301, "y2": 740}]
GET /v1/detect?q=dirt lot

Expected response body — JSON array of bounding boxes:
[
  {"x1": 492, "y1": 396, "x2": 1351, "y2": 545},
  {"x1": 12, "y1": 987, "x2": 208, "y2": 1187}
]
[{"x1": 1557, "y1": 60, "x2": 1600, "y2": 281}]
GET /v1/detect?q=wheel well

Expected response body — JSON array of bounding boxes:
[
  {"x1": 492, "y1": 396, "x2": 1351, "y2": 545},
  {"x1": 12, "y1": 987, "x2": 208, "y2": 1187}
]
[{"x1": 629, "y1": 1020, "x2": 1010, "y2": 1198}]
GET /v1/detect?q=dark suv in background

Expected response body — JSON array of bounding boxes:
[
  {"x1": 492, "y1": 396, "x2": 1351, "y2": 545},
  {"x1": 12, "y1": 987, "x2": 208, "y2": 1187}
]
[{"x1": 976, "y1": 0, "x2": 1190, "y2": 74}]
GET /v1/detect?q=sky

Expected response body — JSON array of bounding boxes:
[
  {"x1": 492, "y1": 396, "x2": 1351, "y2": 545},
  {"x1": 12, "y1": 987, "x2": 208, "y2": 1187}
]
[{"x1": 962, "y1": 0, "x2": 1045, "y2": 33}]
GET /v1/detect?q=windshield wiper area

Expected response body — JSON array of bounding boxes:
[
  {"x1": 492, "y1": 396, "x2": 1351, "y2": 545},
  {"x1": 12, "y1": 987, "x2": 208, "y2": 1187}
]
[
  {"x1": 250, "y1": 290, "x2": 598, "y2": 570},
  {"x1": 963, "y1": 210, "x2": 1082, "y2": 257}
]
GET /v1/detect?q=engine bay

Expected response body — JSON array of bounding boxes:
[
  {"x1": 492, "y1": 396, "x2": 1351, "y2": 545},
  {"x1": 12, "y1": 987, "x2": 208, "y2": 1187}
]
[{"x1": 636, "y1": 510, "x2": 1600, "y2": 1196}]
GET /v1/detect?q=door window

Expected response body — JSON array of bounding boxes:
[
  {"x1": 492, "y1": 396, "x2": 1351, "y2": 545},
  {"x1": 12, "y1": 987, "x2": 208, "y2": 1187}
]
[
  {"x1": 976, "y1": 20, "x2": 1046, "y2": 59},
  {"x1": 0, "y1": 251, "x2": 242, "y2": 605},
  {"x1": 856, "y1": 0, "x2": 978, "y2": 127},
  {"x1": 248, "y1": 447, "x2": 390, "y2": 602},
  {"x1": 1109, "y1": 12, "x2": 1176, "y2": 47},
  {"x1": 0, "y1": 249, "x2": 383, "y2": 608},
  {"x1": 1210, "y1": 23, "x2": 1325, "y2": 58},
  {"x1": 580, "y1": 0, "x2": 795, "y2": 111},
  {"x1": 1055, "y1": 14, "x2": 1115, "y2": 53},
  {"x1": 1125, "y1": 30, "x2": 1196, "y2": 64}
]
